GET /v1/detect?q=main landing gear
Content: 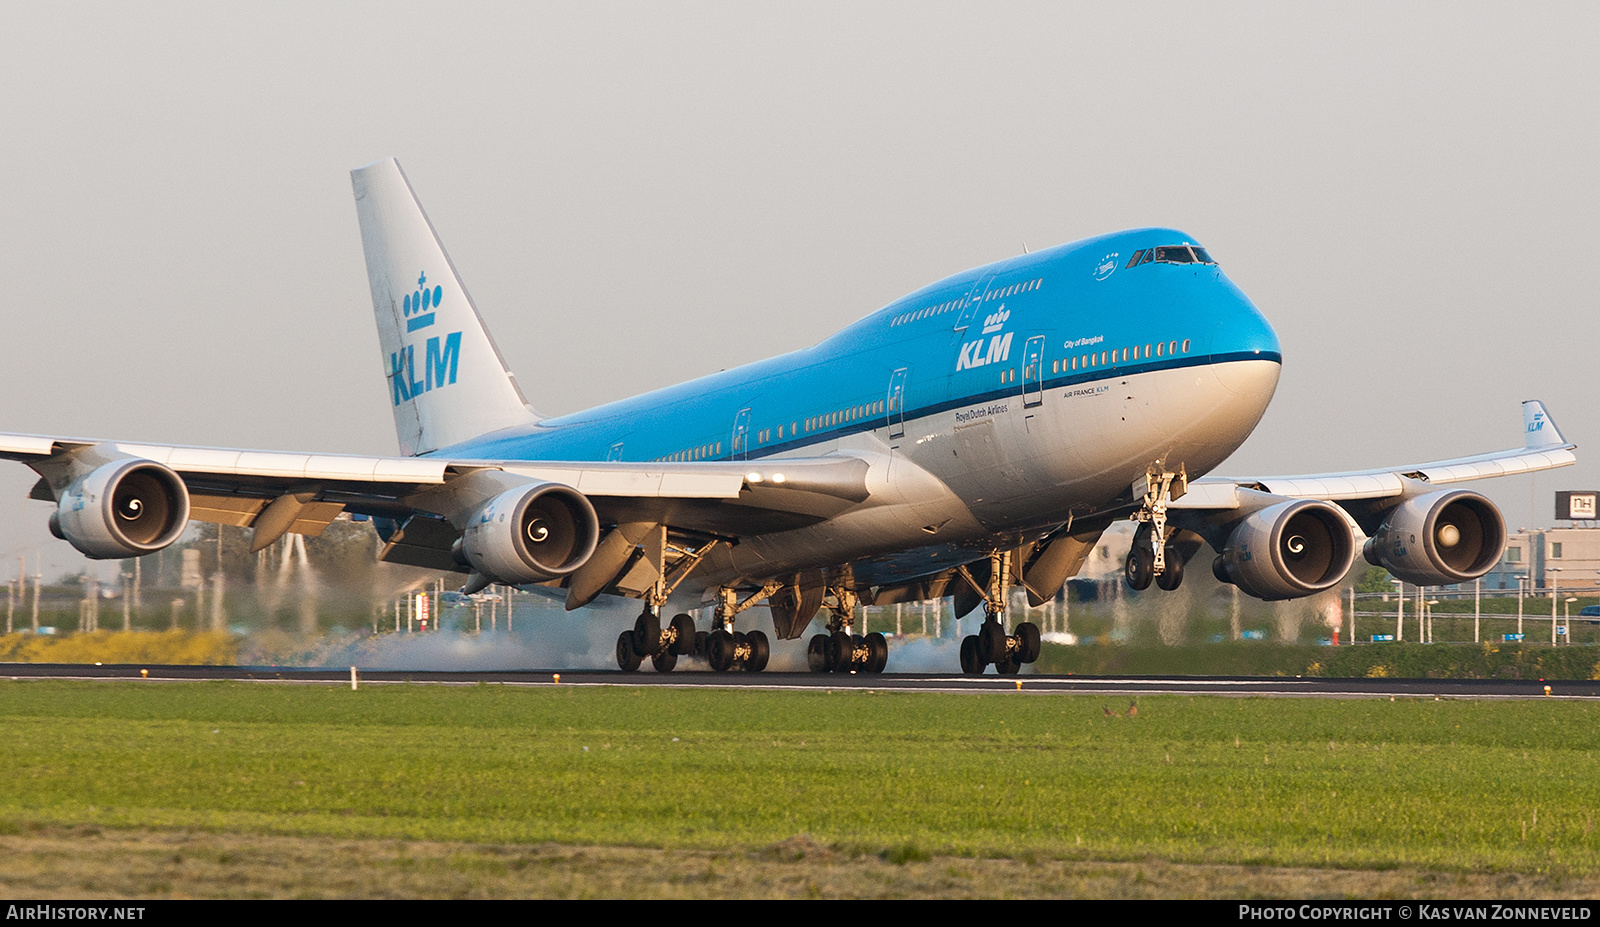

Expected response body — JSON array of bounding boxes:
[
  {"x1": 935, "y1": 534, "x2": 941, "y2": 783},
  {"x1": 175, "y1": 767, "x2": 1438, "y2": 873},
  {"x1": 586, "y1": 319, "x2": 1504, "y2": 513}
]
[
  {"x1": 616, "y1": 609, "x2": 700, "y2": 673},
  {"x1": 806, "y1": 586, "x2": 889, "y2": 674},
  {"x1": 955, "y1": 549, "x2": 1042, "y2": 676},
  {"x1": 1123, "y1": 462, "x2": 1189, "y2": 592},
  {"x1": 615, "y1": 583, "x2": 777, "y2": 674}
]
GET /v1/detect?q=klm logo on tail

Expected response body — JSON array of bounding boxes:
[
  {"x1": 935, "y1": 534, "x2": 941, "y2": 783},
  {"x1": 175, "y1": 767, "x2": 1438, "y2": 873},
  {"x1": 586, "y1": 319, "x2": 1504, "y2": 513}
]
[
  {"x1": 1528, "y1": 411, "x2": 1546, "y2": 434},
  {"x1": 404, "y1": 271, "x2": 441, "y2": 333},
  {"x1": 391, "y1": 269, "x2": 461, "y2": 406}
]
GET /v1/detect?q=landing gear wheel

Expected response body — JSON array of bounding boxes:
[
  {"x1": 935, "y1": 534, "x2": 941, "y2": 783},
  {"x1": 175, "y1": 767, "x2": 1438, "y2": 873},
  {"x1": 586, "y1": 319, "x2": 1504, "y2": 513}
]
[
  {"x1": 1125, "y1": 545, "x2": 1154, "y2": 591},
  {"x1": 633, "y1": 611, "x2": 662, "y2": 656},
  {"x1": 706, "y1": 629, "x2": 736, "y2": 672},
  {"x1": 1155, "y1": 547, "x2": 1184, "y2": 591},
  {"x1": 807, "y1": 634, "x2": 830, "y2": 673},
  {"x1": 829, "y1": 630, "x2": 855, "y2": 672},
  {"x1": 651, "y1": 648, "x2": 678, "y2": 673},
  {"x1": 995, "y1": 655, "x2": 1021, "y2": 675},
  {"x1": 960, "y1": 635, "x2": 983, "y2": 675},
  {"x1": 745, "y1": 630, "x2": 770, "y2": 673},
  {"x1": 1015, "y1": 622, "x2": 1041, "y2": 664},
  {"x1": 616, "y1": 630, "x2": 643, "y2": 672},
  {"x1": 978, "y1": 621, "x2": 1006, "y2": 665},
  {"x1": 669, "y1": 614, "x2": 697, "y2": 655},
  {"x1": 865, "y1": 632, "x2": 888, "y2": 674}
]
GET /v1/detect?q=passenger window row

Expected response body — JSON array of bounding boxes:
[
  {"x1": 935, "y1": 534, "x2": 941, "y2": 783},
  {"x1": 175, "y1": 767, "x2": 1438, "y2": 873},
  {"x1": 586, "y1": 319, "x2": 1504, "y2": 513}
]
[
  {"x1": 653, "y1": 440, "x2": 724, "y2": 463},
  {"x1": 1050, "y1": 339, "x2": 1191, "y2": 374},
  {"x1": 803, "y1": 399, "x2": 886, "y2": 435},
  {"x1": 650, "y1": 394, "x2": 895, "y2": 459},
  {"x1": 890, "y1": 277, "x2": 1044, "y2": 327}
]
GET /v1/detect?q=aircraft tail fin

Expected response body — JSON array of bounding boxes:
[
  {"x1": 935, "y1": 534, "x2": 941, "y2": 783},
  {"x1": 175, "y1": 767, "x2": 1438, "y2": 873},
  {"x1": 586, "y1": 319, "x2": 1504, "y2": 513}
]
[{"x1": 351, "y1": 158, "x2": 540, "y2": 457}]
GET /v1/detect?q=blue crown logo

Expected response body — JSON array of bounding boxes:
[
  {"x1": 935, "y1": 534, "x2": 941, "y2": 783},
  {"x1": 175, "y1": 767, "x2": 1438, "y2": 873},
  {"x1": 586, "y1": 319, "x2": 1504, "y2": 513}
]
[{"x1": 404, "y1": 272, "x2": 441, "y2": 332}]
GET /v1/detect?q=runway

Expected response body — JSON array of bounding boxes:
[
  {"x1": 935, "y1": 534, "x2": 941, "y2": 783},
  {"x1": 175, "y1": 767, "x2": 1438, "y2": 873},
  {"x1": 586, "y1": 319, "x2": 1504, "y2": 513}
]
[{"x1": 3, "y1": 663, "x2": 1598, "y2": 699}]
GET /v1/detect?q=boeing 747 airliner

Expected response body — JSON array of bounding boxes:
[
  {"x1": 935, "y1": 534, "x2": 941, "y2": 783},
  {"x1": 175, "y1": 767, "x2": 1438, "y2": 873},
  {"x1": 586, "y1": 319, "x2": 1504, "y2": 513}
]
[{"x1": 1, "y1": 160, "x2": 1575, "y2": 674}]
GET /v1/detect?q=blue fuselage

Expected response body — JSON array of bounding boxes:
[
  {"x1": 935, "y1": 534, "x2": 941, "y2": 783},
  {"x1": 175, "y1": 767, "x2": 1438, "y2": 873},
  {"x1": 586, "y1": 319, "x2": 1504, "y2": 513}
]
[{"x1": 437, "y1": 227, "x2": 1280, "y2": 472}]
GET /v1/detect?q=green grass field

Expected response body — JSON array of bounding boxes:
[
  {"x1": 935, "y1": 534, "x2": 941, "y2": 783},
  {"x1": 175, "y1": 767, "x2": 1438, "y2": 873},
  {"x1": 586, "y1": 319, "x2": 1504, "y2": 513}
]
[{"x1": 3, "y1": 680, "x2": 1599, "y2": 896}]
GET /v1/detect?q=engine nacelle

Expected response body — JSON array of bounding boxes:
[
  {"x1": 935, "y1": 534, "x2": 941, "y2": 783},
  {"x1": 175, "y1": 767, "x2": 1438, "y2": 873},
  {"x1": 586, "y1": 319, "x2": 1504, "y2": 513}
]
[
  {"x1": 51, "y1": 459, "x2": 191, "y2": 560},
  {"x1": 1216, "y1": 499, "x2": 1356, "y2": 601},
  {"x1": 1363, "y1": 490, "x2": 1505, "y2": 586},
  {"x1": 458, "y1": 481, "x2": 600, "y2": 585}
]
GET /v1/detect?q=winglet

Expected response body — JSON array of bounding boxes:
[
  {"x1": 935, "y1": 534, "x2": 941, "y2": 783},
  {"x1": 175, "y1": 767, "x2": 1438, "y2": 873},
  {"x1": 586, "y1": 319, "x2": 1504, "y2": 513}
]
[{"x1": 1522, "y1": 400, "x2": 1568, "y2": 449}]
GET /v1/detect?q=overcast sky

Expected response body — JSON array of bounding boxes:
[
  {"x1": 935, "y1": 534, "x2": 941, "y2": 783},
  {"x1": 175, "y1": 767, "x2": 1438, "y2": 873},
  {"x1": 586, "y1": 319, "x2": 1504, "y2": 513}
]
[{"x1": 0, "y1": 2, "x2": 1595, "y2": 581}]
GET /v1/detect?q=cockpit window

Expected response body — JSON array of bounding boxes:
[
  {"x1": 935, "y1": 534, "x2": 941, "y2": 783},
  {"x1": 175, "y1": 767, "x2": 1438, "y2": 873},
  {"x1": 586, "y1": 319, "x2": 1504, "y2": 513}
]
[
  {"x1": 1125, "y1": 249, "x2": 1145, "y2": 269},
  {"x1": 1130, "y1": 244, "x2": 1219, "y2": 266}
]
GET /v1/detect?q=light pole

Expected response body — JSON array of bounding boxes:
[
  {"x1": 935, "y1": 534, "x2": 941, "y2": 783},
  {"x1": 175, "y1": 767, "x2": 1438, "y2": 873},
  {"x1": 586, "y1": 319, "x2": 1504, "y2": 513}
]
[
  {"x1": 1565, "y1": 597, "x2": 1577, "y2": 645},
  {"x1": 1517, "y1": 575, "x2": 1526, "y2": 636},
  {"x1": 1474, "y1": 578, "x2": 1481, "y2": 644},
  {"x1": 1393, "y1": 578, "x2": 1404, "y2": 641},
  {"x1": 1550, "y1": 567, "x2": 1562, "y2": 645}
]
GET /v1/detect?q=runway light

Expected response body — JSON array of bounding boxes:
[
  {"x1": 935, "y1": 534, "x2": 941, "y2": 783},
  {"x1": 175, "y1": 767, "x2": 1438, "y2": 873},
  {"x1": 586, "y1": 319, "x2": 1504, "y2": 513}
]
[
  {"x1": 1545, "y1": 685, "x2": 1552, "y2": 697},
  {"x1": 140, "y1": 669, "x2": 148, "y2": 678},
  {"x1": 553, "y1": 673, "x2": 561, "y2": 685},
  {"x1": 1015, "y1": 680, "x2": 1023, "y2": 691}
]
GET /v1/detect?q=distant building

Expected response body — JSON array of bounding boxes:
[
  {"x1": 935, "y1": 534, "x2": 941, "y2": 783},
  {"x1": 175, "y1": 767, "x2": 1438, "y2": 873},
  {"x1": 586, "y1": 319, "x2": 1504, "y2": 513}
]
[{"x1": 1482, "y1": 526, "x2": 1600, "y2": 596}]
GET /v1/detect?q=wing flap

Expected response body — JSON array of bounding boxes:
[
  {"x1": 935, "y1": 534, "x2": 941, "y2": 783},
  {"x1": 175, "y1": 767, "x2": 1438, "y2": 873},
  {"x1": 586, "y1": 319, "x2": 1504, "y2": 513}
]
[
  {"x1": 0, "y1": 435, "x2": 61, "y2": 456},
  {"x1": 188, "y1": 494, "x2": 266, "y2": 527}
]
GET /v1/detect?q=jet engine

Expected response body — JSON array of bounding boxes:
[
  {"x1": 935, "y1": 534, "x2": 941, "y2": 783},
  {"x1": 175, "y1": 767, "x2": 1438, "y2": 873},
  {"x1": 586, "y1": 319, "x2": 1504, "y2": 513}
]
[
  {"x1": 1363, "y1": 490, "x2": 1505, "y2": 586},
  {"x1": 458, "y1": 481, "x2": 600, "y2": 585},
  {"x1": 50, "y1": 459, "x2": 191, "y2": 560},
  {"x1": 1214, "y1": 499, "x2": 1356, "y2": 600}
]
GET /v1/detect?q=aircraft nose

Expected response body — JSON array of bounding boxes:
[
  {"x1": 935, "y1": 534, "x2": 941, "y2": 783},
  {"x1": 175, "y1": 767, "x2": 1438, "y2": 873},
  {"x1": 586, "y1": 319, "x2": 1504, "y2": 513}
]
[
  {"x1": 1215, "y1": 353, "x2": 1282, "y2": 400},
  {"x1": 1213, "y1": 290, "x2": 1280, "y2": 395}
]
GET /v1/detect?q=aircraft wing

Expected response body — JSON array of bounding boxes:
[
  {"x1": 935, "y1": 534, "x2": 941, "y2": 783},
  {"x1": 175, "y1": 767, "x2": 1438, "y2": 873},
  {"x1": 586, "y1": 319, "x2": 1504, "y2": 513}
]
[
  {"x1": 0, "y1": 432, "x2": 871, "y2": 554},
  {"x1": 1169, "y1": 400, "x2": 1575, "y2": 511}
]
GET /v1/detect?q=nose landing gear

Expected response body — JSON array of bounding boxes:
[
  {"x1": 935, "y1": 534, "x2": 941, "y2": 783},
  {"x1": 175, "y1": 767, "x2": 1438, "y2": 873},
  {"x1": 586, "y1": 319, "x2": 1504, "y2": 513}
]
[{"x1": 1124, "y1": 462, "x2": 1191, "y2": 593}]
